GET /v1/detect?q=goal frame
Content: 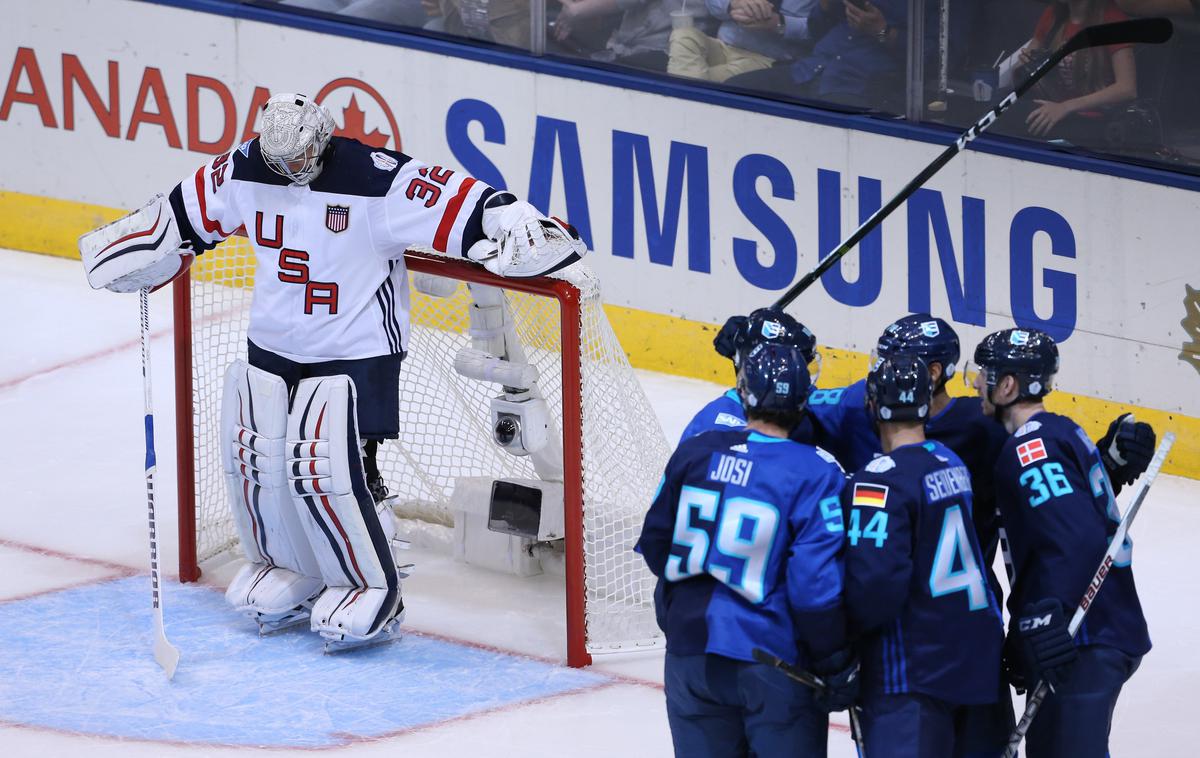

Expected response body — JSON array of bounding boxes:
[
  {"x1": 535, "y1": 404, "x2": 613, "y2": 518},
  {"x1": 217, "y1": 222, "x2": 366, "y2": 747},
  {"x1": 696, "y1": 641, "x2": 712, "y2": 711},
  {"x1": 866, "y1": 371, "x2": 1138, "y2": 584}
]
[{"x1": 172, "y1": 249, "x2": 592, "y2": 667}]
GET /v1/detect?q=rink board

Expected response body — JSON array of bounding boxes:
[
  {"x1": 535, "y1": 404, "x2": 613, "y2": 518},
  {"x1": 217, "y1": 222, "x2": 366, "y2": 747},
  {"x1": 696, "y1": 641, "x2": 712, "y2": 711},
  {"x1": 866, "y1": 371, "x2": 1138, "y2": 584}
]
[
  {"x1": 0, "y1": 576, "x2": 609, "y2": 748},
  {"x1": 1, "y1": 0, "x2": 1198, "y2": 476}
]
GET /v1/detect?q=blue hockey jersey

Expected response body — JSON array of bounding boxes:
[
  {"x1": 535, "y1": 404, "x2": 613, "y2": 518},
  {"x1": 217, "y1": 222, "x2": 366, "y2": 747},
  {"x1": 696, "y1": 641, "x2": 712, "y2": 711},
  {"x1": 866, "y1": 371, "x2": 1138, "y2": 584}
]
[
  {"x1": 994, "y1": 412, "x2": 1151, "y2": 657},
  {"x1": 636, "y1": 429, "x2": 848, "y2": 668},
  {"x1": 806, "y1": 381, "x2": 1009, "y2": 558},
  {"x1": 805, "y1": 381, "x2": 878, "y2": 472},
  {"x1": 678, "y1": 389, "x2": 821, "y2": 447},
  {"x1": 842, "y1": 440, "x2": 1004, "y2": 705}
]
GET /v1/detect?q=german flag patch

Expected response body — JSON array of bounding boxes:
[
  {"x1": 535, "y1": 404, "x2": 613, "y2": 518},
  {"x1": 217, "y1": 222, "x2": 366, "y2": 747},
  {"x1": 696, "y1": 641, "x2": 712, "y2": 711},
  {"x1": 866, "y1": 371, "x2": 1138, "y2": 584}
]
[{"x1": 851, "y1": 482, "x2": 889, "y2": 508}]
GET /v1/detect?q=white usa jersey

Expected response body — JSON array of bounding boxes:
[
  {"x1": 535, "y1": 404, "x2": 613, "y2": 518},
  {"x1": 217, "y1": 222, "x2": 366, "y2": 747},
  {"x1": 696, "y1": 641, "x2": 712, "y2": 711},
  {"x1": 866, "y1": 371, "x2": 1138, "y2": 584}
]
[{"x1": 169, "y1": 137, "x2": 495, "y2": 362}]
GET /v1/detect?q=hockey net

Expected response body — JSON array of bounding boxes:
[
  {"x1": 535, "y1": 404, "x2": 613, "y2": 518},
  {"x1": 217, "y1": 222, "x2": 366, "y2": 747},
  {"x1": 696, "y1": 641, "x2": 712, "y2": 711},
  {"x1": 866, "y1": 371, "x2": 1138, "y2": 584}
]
[{"x1": 173, "y1": 235, "x2": 669, "y2": 666}]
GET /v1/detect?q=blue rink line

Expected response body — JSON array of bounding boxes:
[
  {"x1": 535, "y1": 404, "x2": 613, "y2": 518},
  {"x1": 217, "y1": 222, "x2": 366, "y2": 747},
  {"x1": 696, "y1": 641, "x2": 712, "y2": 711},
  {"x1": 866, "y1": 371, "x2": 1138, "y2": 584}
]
[{"x1": 0, "y1": 576, "x2": 610, "y2": 747}]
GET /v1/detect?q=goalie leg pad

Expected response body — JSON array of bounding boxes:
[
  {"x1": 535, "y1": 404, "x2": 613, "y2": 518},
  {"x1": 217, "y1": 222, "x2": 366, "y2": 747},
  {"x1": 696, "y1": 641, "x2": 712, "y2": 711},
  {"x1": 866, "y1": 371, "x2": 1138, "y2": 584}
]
[
  {"x1": 288, "y1": 375, "x2": 403, "y2": 641},
  {"x1": 221, "y1": 361, "x2": 324, "y2": 620}
]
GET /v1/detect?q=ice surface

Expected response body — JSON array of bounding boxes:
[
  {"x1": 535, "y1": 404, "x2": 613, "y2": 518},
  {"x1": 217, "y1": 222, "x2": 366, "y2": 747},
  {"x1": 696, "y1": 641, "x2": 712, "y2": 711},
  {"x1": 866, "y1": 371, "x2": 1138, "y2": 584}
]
[{"x1": 0, "y1": 249, "x2": 1193, "y2": 756}]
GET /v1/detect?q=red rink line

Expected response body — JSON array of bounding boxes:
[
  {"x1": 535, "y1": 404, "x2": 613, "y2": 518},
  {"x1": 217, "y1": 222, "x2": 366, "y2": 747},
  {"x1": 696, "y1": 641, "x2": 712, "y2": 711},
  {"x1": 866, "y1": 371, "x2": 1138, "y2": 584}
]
[
  {"x1": 0, "y1": 537, "x2": 139, "y2": 577},
  {"x1": 0, "y1": 541, "x2": 852, "y2": 746},
  {"x1": 0, "y1": 299, "x2": 247, "y2": 393},
  {"x1": 0, "y1": 680, "x2": 624, "y2": 752},
  {"x1": 0, "y1": 332, "x2": 150, "y2": 393}
]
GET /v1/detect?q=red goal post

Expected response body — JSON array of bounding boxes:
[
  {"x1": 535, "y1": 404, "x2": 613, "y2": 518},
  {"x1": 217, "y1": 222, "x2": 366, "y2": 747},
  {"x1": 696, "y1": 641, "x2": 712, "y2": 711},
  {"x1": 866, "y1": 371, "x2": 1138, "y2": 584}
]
[{"x1": 171, "y1": 235, "x2": 667, "y2": 667}]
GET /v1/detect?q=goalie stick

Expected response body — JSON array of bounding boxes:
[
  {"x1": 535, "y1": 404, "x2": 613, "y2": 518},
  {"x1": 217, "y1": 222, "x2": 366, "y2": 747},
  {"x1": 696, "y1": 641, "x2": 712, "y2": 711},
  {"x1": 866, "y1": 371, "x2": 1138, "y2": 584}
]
[
  {"x1": 751, "y1": 648, "x2": 866, "y2": 757},
  {"x1": 1002, "y1": 431, "x2": 1176, "y2": 758},
  {"x1": 140, "y1": 288, "x2": 180, "y2": 679},
  {"x1": 771, "y1": 17, "x2": 1174, "y2": 311}
]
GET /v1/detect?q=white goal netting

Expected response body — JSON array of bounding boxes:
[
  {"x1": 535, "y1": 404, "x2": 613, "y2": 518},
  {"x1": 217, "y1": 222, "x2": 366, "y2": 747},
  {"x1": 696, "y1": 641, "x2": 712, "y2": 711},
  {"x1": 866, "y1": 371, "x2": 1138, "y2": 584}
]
[{"x1": 179, "y1": 237, "x2": 668, "y2": 656}]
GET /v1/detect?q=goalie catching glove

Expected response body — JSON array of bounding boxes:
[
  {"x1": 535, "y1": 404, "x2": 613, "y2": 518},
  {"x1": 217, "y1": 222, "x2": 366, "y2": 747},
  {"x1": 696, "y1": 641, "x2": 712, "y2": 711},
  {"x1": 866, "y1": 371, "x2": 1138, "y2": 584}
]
[
  {"x1": 468, "y1": 192, "x2": 587, "y2": 278},
  {"x1": 79, "y1": 194, "x2": 195, "y2": 293}
]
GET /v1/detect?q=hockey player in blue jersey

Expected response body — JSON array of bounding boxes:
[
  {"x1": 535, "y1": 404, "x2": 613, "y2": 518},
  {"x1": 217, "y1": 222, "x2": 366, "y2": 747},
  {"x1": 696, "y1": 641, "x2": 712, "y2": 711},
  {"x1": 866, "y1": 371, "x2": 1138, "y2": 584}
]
[
  {"x1": 970, "y1": 328, "x2": 1151, "y2": 758},
  {"x1": 637, "y1": 342, "x2": 856, "y2": 757},
  {"x1": 808, "y1": 314, "x2": 1152, "y2": 564},
  {"x1": 842, "y1": 354, "x2": 1006, "y2": 758},
  {"x1": 680, "y1": 308, "x2": 823, "y2": 445}
]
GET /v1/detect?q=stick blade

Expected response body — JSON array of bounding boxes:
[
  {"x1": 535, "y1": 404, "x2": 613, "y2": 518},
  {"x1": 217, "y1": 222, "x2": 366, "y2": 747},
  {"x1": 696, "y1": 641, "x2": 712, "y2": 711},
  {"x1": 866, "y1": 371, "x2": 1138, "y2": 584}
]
[
  {"x1": 1067, "y1": 17, "x2": 1173, "y2": 53},
  {"x1": 154, "y1": 634, "x2": 180, "y2": 680}
]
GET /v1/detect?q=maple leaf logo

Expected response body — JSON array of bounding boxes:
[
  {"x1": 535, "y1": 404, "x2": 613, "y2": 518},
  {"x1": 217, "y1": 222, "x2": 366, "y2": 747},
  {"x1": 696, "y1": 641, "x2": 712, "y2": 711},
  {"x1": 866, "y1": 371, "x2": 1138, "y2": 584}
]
[
  {"x1": 1181, "y1": 284, "x2": 1200, "y2": 378},
  {"x1": 334, "y1": 95, "x2": 389, "y2": 148}
]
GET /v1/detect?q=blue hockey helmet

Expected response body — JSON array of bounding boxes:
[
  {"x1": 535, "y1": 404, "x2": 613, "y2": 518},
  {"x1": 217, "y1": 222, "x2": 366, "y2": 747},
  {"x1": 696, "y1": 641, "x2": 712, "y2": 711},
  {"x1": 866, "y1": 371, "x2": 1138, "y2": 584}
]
[
  {"x1": 969, "y1": 328, "x2": 1059, "y2": 403},
  {"x1": 866, "y1": 354, "x2": 932, "y2": 423},
  {"x1": 736, "y1": 342, "x2": 813, "y2": 416},
  {"x1": 731, "y1": 308, "x2": 819, "y2": 378},
  {"x1": 874, "y1": 313, "x2": 960, "y2": 384}
]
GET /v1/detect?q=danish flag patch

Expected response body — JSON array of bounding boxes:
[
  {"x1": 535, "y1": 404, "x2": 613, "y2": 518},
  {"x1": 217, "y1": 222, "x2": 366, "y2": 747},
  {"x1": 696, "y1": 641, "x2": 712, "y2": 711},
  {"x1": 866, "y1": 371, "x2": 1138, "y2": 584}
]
[{"x1": 1017, "y1": 438, "x2": 1048, "y2": 467}]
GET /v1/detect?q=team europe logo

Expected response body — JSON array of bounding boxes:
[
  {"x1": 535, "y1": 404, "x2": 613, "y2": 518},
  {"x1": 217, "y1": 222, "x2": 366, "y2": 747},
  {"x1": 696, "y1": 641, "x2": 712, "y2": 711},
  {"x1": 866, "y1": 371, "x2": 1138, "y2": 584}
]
[{"x1": 326, "y1": 205, "x2": 350, "y2": 233}]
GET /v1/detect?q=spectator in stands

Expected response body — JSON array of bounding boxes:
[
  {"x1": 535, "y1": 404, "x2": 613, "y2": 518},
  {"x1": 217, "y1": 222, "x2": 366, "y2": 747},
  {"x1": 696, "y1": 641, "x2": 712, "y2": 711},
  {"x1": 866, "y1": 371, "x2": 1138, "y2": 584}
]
[
  {"x1": 1014, "y1": 0, "x2": 1138, "y2": 142},
  {"x1": 279, "y1": 0, "x2": 430, "y2": 29},
  {"x1": 1116, "y1": 0, "x2": 1199, "y2": 14},
  {"x1": 554, "y1": 0, "x2": 713, "y2": 71},
  {"x1": 425, "y1": 0, "x2": 532, "y2": 48},
  {"x1": 722, "y1": 0, "x2": 907, "y2": 109},
  {"x1": 667, "y1": 0, "x2": 817, "y2": 82}
]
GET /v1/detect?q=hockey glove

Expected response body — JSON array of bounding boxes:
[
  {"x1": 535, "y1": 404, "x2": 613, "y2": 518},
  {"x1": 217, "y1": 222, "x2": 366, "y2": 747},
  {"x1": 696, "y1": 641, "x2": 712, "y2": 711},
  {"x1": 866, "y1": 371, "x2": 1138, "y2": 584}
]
[
  {"x1": 713, "y1": 315, "x2": 748, "y2": 362},
  {"x1": 1014, "y1": 598, "x2": 1078, "y2": 692},
  {"x1": 1098, "y1": 413, "x2": 1156, "y2": 491},
  {"x1": 811, "y1": 647, "x2": 860, "y2": 713},
  {"x1": 473, "y1": 193, "x2": 586, "y2": 278}
]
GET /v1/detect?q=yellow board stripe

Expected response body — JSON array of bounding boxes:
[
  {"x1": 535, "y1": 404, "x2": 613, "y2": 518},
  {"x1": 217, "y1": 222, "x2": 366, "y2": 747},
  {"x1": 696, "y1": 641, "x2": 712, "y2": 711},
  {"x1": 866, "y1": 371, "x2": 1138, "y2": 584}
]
[{"x1": 6, "y1": 188, "x2": 1198, "y2": 479}]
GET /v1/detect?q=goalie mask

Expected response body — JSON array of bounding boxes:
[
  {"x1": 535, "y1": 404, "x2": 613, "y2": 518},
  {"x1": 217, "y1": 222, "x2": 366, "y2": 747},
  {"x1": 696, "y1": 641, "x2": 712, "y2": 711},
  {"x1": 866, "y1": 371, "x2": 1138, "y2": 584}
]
[{"x1": 259, "y1": 93, "x2": 335, "y2": 186}]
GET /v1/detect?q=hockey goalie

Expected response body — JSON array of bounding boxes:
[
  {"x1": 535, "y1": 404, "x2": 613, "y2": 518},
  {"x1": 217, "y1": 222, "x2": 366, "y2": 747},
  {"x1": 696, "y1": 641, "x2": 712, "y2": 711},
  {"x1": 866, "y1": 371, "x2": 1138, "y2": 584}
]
[{"x1": 78, "y1": 92, "x2": 587, "y2": 650}]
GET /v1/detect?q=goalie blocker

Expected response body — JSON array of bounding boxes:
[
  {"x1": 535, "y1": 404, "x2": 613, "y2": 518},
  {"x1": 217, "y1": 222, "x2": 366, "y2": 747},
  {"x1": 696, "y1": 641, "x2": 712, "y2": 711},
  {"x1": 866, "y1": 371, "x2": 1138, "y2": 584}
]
[
  {"x1": 221, "y1": 361, "x2": 406, "y2": 644},
  {"x1": 79, "y1": 195, "x2": 194, "y2": 293}
]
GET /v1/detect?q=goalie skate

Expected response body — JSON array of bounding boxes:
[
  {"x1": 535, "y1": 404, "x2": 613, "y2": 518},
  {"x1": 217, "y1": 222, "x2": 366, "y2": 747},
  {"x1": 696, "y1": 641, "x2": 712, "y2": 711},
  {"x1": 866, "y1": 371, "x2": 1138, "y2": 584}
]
[{"x1": 321, "y1": 603, "x2": 407, "y2": 654}]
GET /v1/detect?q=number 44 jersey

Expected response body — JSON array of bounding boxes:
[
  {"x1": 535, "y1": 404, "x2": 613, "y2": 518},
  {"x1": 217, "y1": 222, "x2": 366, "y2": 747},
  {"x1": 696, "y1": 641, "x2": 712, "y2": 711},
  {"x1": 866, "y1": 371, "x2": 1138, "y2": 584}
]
[
  {"x1": 636, "y1": 429, "x2": 848, "y2": 669},
  {"x1": 170, "y1": 136, "x2": 496, "y2": 363},
  {"x1": 842, "y1": 440, "x2": 1004, "y2": 705}
]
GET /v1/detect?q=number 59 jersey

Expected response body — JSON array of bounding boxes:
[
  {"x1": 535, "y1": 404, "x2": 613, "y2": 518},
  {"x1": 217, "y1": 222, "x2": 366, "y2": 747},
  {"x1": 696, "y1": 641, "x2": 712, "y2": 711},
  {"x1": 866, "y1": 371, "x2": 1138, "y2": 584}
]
[
  {"x1": 635, "y1": 429, "x2": 848, "y2": 669},
  {"x1": 169, "y1": 136, "x2": 495, "y2": 363},
  {"x1": 842, "y1": 440, "x2": 1004, "y2": 705},
  {"x1": 995, "y1": 412, "x2": 1150, "y2": 658}
]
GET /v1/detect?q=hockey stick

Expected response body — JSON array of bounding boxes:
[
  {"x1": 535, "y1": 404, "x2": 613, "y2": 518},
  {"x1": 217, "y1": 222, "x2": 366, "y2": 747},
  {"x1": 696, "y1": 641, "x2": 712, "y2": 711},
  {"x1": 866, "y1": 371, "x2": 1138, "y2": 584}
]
[
  {"x1": 139, "y1": 288, "x2": 180, "y2": 679},
  {"x1": 752, "y1": 648, "x2": 866, "y2": 757},
  {"x1": 1002, "y1": 431, "x2": 1176, "y2": 758},
  {"x1": 771, "y1": 17, "x2": 1174, "y2": 311}
]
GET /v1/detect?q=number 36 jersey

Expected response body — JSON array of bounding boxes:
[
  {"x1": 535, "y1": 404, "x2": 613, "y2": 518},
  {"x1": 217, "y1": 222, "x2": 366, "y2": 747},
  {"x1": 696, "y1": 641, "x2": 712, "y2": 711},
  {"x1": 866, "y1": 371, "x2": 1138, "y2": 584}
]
[
  {"x1": 169, "y1": 136, "x2": 496, "y2": 363},
  {"x1": 994, "y1": 412, "x2": 1150, "y2": 658},
  {"x1": 842, "y1": 440, "x2": 1004, "y2": 705},
  {"x1": 635, "y1": 429, "x2": 848, "y2": 669}
]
